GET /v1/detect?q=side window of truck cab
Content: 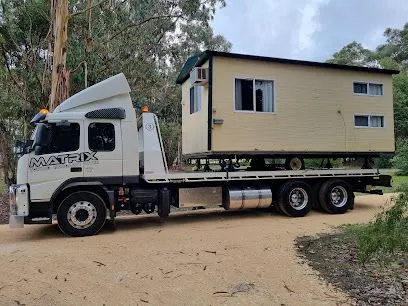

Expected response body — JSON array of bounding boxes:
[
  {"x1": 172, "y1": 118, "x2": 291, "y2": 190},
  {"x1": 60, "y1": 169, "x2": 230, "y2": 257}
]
[
  {"x1": 88, "y1": 123, "x2": 115, "y2": 152},
  {"x1": 85, "y1": 121, "x2": 122, "y2": 178},
  {"x1": 34, "y1": 122, "x2": 80, "y2": 155}
]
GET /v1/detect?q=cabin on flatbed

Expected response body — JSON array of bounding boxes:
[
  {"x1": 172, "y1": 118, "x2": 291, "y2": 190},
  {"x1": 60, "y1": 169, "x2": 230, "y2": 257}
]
[{"x1": 176, "y1": 51, "x2": 397, "y2": 167}]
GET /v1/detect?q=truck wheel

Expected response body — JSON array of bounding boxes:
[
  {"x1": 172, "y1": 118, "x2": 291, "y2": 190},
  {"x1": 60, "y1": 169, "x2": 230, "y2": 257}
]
[
  {"x1": 278, "y1": 181, "x2": 313, "y2": 217},
  {"x1": 318, "y1": 180, "x2": 354, "y2": 214},
  {"x1": 57, "y1": 191, "x2": 107, "y2": 237},
  {"x1": 285, "y1": 157, "x2": 305, "y2": 171}
]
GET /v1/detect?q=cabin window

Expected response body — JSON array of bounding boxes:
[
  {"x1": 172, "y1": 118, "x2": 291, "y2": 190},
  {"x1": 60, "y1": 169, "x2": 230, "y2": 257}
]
[
  {"x1": 369, "y1": 83, "x2": 383, "y2": 96},
  {"x1": 88, "y1": 123, "x2": 115, "y2": 151},
  {"x1": 353, "y1": 82, "x2": 383, "y2": 96},
  {"x1": 370, "y1": 115, "x2": 384, "y2": 127},
  {"x1": 353, "y1": 82, "x2": 367, "y2": 94},
  {"x1": 354, "y1": 115, "x2": 384, "y2": 128},
  {"x1": 189, "y1": 86, "x2": 201, "y2": 114},
  {"x1": 235, "y1": 78, "x2": 275, "y2": 112}
]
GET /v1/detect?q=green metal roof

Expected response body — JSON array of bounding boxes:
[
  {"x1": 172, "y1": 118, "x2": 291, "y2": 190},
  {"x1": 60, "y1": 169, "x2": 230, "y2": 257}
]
[{"x1": 175, "y1": 52, "x2": 208, "y2": 84}]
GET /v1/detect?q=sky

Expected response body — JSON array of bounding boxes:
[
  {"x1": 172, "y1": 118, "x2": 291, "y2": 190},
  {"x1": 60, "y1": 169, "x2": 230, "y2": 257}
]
[{"x1": 212, "y1": 0, "x2": 408, "y2": 61}]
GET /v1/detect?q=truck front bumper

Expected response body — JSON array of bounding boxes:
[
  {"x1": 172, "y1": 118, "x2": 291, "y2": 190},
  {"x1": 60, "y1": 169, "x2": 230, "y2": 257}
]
[{"x1": 9, "y1": 184, "x2": 29, "y2": 228}]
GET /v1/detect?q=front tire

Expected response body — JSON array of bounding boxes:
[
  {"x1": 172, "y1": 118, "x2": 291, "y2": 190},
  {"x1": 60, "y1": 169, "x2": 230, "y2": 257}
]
[
  {"x1": 278, "y1": 181, "x2": 313, "y2": 217},
  {"x1": 57, "y1": 191, "x2": 107, "y2": 237}
]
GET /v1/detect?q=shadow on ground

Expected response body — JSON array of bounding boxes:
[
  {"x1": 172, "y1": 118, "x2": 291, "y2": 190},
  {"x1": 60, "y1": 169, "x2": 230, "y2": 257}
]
[{"x1": 20, "y1": 198, "x2": 378, "y2": 241}]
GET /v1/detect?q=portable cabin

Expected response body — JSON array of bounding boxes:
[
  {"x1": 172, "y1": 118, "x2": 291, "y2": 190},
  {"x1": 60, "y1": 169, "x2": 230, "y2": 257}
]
[{"x1": 176, "y1": 51, "x2": 397, "y2": 161}]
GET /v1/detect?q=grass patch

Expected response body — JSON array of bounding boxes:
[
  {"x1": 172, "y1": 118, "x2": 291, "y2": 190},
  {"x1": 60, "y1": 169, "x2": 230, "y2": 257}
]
[
  {"x1": 297, "y1": 230, "x2": 407, "y2": 305},
  {"x1": 297, "y1": 190, "x2": 408, "y2": 304},
  {"x1": 346, "y1": 186, "x2": 408, "y2": 264},
  {"x1": 381, "y1": 175, "x2": 408, "y2": 193}
]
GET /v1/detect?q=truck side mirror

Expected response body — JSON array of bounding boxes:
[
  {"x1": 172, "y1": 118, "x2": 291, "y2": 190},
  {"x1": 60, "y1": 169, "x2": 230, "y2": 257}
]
[
  {"x1": 24, "y1": 140, "x2": 34, "y2": 154},
  {"x1": 33, "y1": 123, "x2": 51, "y2": 155}
]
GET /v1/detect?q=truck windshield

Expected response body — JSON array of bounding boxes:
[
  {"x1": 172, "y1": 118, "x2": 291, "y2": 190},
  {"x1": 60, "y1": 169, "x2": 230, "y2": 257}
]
[{"x1": 33, "y1": 122, "x2": 80, "y2": 155}]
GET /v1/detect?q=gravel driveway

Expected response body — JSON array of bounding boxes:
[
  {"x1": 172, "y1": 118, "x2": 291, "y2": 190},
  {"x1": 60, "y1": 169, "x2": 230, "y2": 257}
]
[{"x1": 0, "y1": 195, "x2": 391, "y2": 305}]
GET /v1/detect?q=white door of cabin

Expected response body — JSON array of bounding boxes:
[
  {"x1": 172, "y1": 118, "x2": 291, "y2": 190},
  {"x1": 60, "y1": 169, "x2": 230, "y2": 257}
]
[
  {"x1": 83, "y1": 120, "x2": 123, "y2": 182},
  {"x1": 28, "y1": 120, "x2": 84, "y2": 201}
]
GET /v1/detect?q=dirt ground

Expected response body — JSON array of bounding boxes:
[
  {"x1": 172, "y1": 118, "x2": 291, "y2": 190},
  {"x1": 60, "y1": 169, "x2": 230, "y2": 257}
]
[{"x1": 0, "y1": 195, "x2": 392, "y2": 306}]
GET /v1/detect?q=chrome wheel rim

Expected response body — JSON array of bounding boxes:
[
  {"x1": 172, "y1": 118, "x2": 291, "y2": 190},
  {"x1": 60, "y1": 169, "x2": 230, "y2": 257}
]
[
  {"x1": 67, "y1": 201, "x2": 97, "y2": 229},
  {"x1": 289, "y1": 188, "x2": 308, "y2": 210},
  {"x1": 330, "y1": 186, "x2": 348, "y2": 208}
]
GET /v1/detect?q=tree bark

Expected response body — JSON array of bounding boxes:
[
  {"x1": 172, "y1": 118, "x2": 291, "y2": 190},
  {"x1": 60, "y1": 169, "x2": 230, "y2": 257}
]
[
  {"x1": 0, "y1": 123, "x2": 16, "y2": 185},
  {"x1": 49, "y1": 0, "x2": 69, "y2": 111}
]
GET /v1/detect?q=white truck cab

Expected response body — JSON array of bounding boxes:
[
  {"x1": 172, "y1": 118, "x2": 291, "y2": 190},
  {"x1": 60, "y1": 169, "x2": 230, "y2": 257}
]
[{"x1": 9, "y1": 74, "x2": 392, "y2": 237}]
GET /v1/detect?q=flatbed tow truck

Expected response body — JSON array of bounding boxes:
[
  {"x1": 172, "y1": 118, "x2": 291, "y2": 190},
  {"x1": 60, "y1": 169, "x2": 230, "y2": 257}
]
[{"x1": 9, "y1": 73, "x2": 391, "y2": 236}]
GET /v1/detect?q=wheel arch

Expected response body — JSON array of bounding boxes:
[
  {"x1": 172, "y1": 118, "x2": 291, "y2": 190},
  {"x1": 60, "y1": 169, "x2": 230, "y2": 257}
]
[{"x1": 51, "y1": 181, "x2": 110, "y2": 214}]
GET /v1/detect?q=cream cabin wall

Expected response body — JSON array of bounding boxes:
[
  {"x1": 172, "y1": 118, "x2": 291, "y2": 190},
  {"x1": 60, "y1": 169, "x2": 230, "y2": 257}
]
[
  {"x1": 209, "y1": 57, "x2": 394, "y2": 153},
  {"x1": 181, "y1": 60, "x2": 209, "y2": 155}
]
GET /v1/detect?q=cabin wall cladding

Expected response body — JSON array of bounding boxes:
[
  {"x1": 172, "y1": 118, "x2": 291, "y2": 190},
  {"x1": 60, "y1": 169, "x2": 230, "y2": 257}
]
[
  {"x1": 182, "y1": 60, "x2": 209, "y2": 155},
  {"x1": 181, "y1": 54, "x2": 395, "y2": 156}
]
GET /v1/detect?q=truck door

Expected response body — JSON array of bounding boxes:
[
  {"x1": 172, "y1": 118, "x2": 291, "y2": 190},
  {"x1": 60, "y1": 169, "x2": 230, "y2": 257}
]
[
  {"x1": 28, "y1": 120, "x2": 84, "y2": 201},
  {"x1": 84, "y1": 120, "x2": 122, "y2": 182}
]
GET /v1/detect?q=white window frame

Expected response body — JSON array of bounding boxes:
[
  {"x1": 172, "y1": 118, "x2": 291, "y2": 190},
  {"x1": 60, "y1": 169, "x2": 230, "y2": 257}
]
[
  {"x1": 233, "y1": 77, "x2": 276, "y2": 114},
  {"x1": 352, "y1": 81, "x2": 384, "y2": 96},
  {"x1": 354, "y1": 114, "x2": 386, "y2": 128}
]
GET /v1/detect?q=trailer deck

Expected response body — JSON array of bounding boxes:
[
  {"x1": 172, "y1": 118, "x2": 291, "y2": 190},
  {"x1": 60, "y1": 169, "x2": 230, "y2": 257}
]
[{"x1": 142, "y1": 168, "x2": 382, "y2": 183}]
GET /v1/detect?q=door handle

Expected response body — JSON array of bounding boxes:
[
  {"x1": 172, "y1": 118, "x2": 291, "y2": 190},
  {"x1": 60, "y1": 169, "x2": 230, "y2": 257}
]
[{"x1": 70, "y1": 167, "x2": 82, "y2": 173}]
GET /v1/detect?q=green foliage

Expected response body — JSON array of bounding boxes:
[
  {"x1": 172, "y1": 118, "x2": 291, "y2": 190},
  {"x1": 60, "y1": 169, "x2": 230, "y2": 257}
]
[
  {"x1": 159, "y1": 121, "x2": 181, "y2": 166},
  {"x1": 377, "y1": 23, "x2": 408, "y2": 71},
  {"x1": 374, "y1": 153, "x2": 394, "y2": 169},
  {"x1": 65, "y1": 0, "x2": 231, "y2": 123},
  {"x1": 393, "y1": 73, "x2": 408, "y2": 138},
  {"x1": 391, "y1": 139, "x2": 408, "y2": 175},
  {"x1": 326, "y1": 41, "x2": 375, "y2": 66},
  {"x1": 304, "y1": 158, "x2": 342, "y2": 169},
  {"x1": 346, "y1": 187, "x2": 408, "y2": 263},
  {"x1": 0, "y1": 0, "x2": 231, "y2": 183}
]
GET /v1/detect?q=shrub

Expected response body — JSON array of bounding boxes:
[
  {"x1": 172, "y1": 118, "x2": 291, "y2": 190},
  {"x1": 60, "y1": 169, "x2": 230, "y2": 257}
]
[
  {"x1": 348, "y1": 185, "x2": 408, "y2": 263},
  {"x1": 375, "y1": 153, "x2": 394, "y2": 169},
  {"x1": 304, "y1": 158, "x2": 342, "y2": 169},
  {"x1": 159, "y1": 121, "x2": 181, "y2": 166},
  {"x1": 391, "y1": 138, "x2": 408, "y2": 175}
]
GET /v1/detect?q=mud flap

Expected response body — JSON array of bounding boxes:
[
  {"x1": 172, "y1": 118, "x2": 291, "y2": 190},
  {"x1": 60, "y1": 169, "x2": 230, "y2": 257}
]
[{"x1": 158, "y1": 188, "x2": 171, "y2": 219}]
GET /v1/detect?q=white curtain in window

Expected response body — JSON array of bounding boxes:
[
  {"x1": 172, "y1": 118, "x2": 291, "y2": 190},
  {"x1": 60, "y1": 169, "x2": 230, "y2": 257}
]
[
  {"x1": 370, "y1": 115, "x2": 383, "y2": 127},
  {"x1": 369, "y1": 84, "x2": 383, "y2": 96},
  {"x1": 235, "y1": 79, "x2": 242, "y2": 110},
  {"x1": 255, "y1": 80, "x2": 274, "y2": 112}
]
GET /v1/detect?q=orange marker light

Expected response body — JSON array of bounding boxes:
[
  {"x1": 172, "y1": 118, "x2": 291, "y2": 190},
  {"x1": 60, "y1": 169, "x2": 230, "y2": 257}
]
[
  {"x1": 39, "y1": 109, "x2": 49, "y2": 114},
  {"x1": 142, "y1": 106, "x2": 149, "y2": 113}
]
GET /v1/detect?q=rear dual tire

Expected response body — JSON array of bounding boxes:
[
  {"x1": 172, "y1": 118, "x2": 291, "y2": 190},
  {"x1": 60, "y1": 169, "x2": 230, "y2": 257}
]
[
  {"x1": 275, "y1": 179, "x2": 354, "y2": 217},
  {"x1": 317, "y1": 180, "x2": 354, "y2": 214},
  {"x1": 277, "y1": 181, "x2": 313, "y2": 217}
]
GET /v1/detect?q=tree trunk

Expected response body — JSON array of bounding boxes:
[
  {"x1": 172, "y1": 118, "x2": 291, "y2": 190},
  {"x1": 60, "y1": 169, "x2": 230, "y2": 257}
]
[
  {"x1": 49, "y1": 0, "x2": 69, "y2": 111},
  {"x1": 0, "y1": 124, "x2": 16, "y2": 186}
]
